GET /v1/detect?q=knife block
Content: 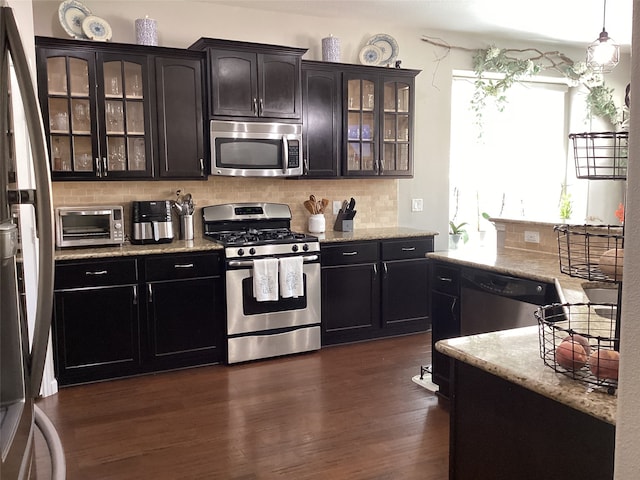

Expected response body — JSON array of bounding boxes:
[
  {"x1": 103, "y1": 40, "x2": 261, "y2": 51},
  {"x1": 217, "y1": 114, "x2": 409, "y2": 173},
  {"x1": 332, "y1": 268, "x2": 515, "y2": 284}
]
[{"x1": 333, "y1": 212, "x2": 353, "y2": 232}]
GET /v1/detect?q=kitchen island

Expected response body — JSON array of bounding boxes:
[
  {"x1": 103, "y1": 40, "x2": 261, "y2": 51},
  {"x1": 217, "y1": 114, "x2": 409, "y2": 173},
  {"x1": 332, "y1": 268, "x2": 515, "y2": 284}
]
[{"x1": 430, "y1": 247, "x2": 616, "y2": 479}]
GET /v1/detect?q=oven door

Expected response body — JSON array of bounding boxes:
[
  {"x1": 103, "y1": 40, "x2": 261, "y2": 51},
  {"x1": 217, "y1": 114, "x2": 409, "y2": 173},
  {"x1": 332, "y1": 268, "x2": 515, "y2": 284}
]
[{"x1": 226, "y1": 257, "x2": 320, "y2": 335}]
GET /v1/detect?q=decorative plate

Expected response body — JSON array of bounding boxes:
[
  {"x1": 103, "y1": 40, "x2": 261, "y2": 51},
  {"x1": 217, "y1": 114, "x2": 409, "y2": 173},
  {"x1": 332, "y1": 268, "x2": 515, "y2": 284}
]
[
  {"x1": 58, "y1": 0, "x2": 92, "y2": 39},
  {"x1": 82, "y1": 15, "x2": 112, "y2": 42},
  {"x1": 367, "y1": 33, "x2": 399, "y2": 66},
  {"x1": 359, "y1": 44, "x2": 383, "y2": 66}
]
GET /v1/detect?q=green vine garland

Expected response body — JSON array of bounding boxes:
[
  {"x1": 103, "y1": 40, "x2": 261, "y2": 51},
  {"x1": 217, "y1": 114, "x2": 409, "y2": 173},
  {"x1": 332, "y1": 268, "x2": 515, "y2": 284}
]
[
  {"x1": 420, "y1": 37, "x2": 623, "y2": 130},
  {"x1": 472, "y1": 45, "x2": 621, "y2": 128}
]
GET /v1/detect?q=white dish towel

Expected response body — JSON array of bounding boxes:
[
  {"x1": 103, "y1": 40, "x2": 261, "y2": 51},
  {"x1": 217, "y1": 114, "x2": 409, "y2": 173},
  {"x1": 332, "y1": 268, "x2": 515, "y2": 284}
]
[
  {"x1": 279, "y1": 256, "x2": 304, "y2": 298},
  {"x1": 253, "y1": 258, "x2": 279, "y2": 301}
]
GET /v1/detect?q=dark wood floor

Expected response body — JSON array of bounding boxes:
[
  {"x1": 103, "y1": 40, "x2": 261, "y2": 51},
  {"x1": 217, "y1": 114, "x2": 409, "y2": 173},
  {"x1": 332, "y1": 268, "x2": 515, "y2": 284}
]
[{"x1": 34, "y1": 332, "x2": 449, "y2": 479}]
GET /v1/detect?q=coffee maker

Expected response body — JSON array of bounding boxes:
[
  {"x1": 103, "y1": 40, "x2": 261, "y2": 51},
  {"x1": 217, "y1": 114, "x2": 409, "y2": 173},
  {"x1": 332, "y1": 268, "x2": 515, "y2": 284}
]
[{"x1": 131, "y1": 200, "x2": 174, "y2": 244}]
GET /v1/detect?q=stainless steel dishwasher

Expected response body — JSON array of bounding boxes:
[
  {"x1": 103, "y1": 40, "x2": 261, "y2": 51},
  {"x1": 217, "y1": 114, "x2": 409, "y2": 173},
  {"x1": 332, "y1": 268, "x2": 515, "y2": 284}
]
[{"x1": 459, "y1": 267, "x2": 550, "y2": 336}]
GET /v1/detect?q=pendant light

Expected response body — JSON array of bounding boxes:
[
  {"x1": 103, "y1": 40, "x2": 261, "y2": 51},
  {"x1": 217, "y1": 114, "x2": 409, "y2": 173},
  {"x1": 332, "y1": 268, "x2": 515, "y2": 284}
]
[{"x1": 586, "y1": 0, "x2": 619, "y2": 73}]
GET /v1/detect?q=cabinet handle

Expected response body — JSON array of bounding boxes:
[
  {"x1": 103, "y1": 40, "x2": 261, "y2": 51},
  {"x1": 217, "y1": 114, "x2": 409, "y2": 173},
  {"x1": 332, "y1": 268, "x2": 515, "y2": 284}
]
[
  {"x1": 148, "y1": 284, "x2": 153, "y2": 303},
  {"x1": 199, "y1": 158, "x2": 204, "y2": 176},
  {"x1": 253, "y1": 97, "x2": 258, "y2": 115},
  {"x1": 174, "y1": 263, "x2": 194, "y2": 269},
  {"x1": 401, "y1": 247, "x2": 416, "y2": 252},
  {"x1": 95, "y1": 158, "x2": 100, "y2": 177},
  {"x1": 259, "y1": 98, "x2": 263, "y2": 115},
  {"x1": 102, "y1": 157, "x2": 108, "y2": 177},
  {"x1": 451, "y1": 297, "x2": 457, "y2": 315},
  {"x1": 85, "y1": 270, "x2": 107, "y2": 276},
  {"x1": 303, "y1": 157, "x2": 309, "y2": 175},
  {"x1": 341, "y1": 251, "x2": 358, "y2": 256},
  {"x1": 379, "y1": 158, "x2": 385, "y2": 172},
  {"x1": 383, "y1": 262, "x2": 388, "y2": 275},
  {"x1": 437, "y1": 276, "x2": 453, "y2": 283},
  {"x1": 373, "y1": 263, "x2": 378, "y2": 276},
  {"x1": 132, "y1": 285, "x2": 138, "y2": 305}
]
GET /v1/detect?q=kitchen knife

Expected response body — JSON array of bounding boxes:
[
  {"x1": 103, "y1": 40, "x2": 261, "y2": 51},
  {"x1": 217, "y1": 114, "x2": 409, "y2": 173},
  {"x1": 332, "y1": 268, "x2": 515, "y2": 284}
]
[
  {"x1": 341, "y1": 200, "x2": 348, "y2": 214},
  {"x1": 347, "y1": 197, "x2": 356, "y2": 212}
]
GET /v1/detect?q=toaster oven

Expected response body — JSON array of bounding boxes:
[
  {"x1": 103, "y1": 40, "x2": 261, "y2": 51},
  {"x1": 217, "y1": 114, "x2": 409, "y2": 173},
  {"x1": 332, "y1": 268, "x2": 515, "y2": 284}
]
[{"x1": 55, "y1": 206, "x2": 125, "y2": 248}]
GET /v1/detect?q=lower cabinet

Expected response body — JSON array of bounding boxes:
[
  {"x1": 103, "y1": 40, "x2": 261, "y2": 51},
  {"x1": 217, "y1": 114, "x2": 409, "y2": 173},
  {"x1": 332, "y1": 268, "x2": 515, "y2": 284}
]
[
  {"x1": 321, "y1": 237, "x2": 433, "y2": 345},
  {"x1": 52, "y1": 252, "x2": 224, "y2": 386},
  {"x1": 144, "y1": 253, "x2": 224, "y2": 370},
  {"x1": 430, "y1": 262, "x2": 461, "y2": 398}
]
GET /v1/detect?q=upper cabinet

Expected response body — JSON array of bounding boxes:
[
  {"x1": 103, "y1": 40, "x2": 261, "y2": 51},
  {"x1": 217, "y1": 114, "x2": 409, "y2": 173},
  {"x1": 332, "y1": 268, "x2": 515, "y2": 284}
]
[
  {"x1": 36, "y1": 37, "x2": 206, "y2": 181},
  {"x1": 189, "y1": 38, "x2": 307, "y2": 121},
  {"x1": 301, "y1": 61, "x2": 419, "y2": 179},
  {"x1": 301, "y1": 61, "x2": 342, "y2": 177},
  {"x1": 344, "y1": 67, "x2": 418, "y2": 178}
]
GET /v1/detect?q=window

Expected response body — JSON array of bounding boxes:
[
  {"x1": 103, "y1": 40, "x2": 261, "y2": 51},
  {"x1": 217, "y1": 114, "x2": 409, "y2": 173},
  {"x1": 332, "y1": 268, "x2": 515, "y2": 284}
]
[{"x1": 449, "y1": 74, "x2": 569, "y2": 237}]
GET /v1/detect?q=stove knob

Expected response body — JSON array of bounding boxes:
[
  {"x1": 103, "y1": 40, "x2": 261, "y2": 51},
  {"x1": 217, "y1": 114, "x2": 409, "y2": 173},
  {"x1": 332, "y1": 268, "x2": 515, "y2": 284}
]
[
  {"x1": 303, "y1": 244, "x2": 309, "y2": 252},
  {"x1": 292, "y1": 244, "x2": 299, "y2": 252},
  {"x1": 238, "y1": 249, "x2": 245, "y2": 256},
  {"x1": 249, "y1": 248, "x2": 256, "y2": 255}
]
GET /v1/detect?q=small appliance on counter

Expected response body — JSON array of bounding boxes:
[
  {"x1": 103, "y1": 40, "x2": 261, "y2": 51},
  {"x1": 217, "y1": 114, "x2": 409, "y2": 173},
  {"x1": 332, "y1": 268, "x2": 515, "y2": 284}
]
[
  {"x1": 55, "y1": 205, "x2": 125, "y2": 248},
  {"x1": 131, "y1": 200, "x2": 174, "y2": 244}
]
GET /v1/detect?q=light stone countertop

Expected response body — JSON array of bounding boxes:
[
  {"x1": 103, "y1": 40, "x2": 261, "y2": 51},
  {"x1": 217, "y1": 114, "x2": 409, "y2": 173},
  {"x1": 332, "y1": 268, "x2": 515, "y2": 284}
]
[
  {"x1": 54, "y1": 227, "x2": 439, "y2": 261},
  {"x1": 429, "y1": 247, "x2": 618, "y2": 425}
]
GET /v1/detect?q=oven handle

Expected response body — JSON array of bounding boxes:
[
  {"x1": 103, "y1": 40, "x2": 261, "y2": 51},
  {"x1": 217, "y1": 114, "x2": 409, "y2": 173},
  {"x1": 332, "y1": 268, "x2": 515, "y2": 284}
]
[{"x1": 228, "y1": 254, "x2": 319, "y2": 268}]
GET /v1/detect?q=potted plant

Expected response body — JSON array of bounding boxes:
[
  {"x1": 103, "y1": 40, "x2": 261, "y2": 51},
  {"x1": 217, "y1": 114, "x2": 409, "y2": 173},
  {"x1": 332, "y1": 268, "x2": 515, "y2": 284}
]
[{"x1": 449, "y1": 221, "x2": 469, "y2": 248}]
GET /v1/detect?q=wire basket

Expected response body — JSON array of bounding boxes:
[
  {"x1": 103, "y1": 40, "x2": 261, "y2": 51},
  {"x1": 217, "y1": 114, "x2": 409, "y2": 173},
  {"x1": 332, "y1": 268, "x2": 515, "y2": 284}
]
[
  {"x1": 555, "y1": 224, "x2": 624, "y2": 282},
  {"x1": 569, "y1": 131, "x2": 628, "y2": 180},
  {"x1": 536, "y1": 303, "x2": 619, "y2": 394}
]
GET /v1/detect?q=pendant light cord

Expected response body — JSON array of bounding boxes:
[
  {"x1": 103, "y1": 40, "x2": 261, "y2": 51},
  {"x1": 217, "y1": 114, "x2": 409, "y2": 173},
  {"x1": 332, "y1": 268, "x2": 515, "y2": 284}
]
[{"x1": 602, "y1": 0, "x2": 607, "y2": 31}]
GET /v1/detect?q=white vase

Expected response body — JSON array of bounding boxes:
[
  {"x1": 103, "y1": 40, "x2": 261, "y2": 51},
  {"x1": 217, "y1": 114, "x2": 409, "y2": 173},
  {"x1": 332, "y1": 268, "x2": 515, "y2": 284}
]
[
  {"x1": 308, "y1": 214, "x2": 325, "y2": 233},
  {"x1": 450, "y1": 234, "x2": 461, "y2": 249}
]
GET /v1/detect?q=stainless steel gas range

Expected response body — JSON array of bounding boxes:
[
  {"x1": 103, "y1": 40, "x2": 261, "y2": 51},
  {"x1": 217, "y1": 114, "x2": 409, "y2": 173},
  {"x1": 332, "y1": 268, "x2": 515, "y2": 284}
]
[{"x1": 202, "y1": 203, "x2": 320, "y2": 364}]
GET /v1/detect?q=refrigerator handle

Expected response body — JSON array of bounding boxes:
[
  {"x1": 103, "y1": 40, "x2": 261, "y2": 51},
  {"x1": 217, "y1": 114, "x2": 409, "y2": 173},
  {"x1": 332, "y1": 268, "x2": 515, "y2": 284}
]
[{"x1": 3, "y1": 6, "x2": 56, "y2": 396}]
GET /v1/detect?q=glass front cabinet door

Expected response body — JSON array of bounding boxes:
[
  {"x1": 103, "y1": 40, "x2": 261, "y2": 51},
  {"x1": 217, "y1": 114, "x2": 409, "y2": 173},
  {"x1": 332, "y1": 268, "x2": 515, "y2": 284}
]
[
  {"x1": 37, "y1": 46, "x2": 152, "y2": 179},
  {"x1": 343, "y1": 69, "x2": 417, "y2": 177}
]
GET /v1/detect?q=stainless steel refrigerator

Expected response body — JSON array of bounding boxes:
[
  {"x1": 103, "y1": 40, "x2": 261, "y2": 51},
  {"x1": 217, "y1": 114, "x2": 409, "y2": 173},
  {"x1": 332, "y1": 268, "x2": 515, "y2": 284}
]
[{"x1": 0, "y1": 5, "x2": 65, "y2": 479}]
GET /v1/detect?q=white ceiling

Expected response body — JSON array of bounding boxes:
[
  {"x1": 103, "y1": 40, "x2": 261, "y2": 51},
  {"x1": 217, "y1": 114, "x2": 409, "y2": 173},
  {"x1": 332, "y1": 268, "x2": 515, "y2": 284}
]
[{"x1": 208, "y1": 0, "x2": 633, "y2": 48}]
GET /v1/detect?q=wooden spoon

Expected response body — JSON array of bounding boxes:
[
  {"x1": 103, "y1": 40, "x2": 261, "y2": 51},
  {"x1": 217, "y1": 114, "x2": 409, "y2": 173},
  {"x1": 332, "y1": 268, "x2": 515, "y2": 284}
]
[
  {"x1": 303, "y1": 200, "x2": 316, "y2": 214},
  {"x1": 321, "y1": 198, "x2": 329, "y2": 213}
]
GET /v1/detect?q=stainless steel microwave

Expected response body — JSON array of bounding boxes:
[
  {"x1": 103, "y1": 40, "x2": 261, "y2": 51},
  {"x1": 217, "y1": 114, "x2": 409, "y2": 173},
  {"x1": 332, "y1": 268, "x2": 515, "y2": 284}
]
[
  {"x1": 210, "y1": 120, "x2": 302, "y2": 177},
  {"x1": 55, "y1": 206, "x2": 125, "y2": 248}
]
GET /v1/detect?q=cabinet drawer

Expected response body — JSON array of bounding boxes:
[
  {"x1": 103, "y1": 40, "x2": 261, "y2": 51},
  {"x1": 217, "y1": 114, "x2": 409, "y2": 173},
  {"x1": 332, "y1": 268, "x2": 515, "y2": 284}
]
[
  {"x1": 145, "y1": 253, "x2": 221, "y2": 281},
  {"x1": 431, "y1": 262, "x2": 460, "y2": 295},
  {"x1": 55, "y1": 258, "x2": 138, "y2": 289},
  {"x1": 321, "y1": 242, "x2": 379, "y2": 266},
  {"x1": 381, "y1": 237, "x2": 433, "y2": 261}
]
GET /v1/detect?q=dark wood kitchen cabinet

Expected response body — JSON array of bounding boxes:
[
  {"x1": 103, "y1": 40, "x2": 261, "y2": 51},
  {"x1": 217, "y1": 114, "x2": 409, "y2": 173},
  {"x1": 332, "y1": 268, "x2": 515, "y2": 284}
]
[
  {"x1": 190, "y1": 38, "x2": 306, "y2": 121},
  {"x1": 321, "y1": 237, "x2": 433, "y2": 345},
  {"x1": 153, "y1": 54, "x2": 206, "y2": 178},
  {"x1": 380, "y1": 238, "x2": 431, "y2": 333},
  {"x1": 343, "y1": 66, "x2": 419, "y2": 178},
  {"x1": 429, "y1": 261, "x2": 461, "y2": 398},
  {"x1": 52, "y1": 258, "x2": 141, "y2": 386},
  {"x1": 143, "y1": 253, "x2": 224, "y2": 370},
  {"x1": 52, "y1": 252, "x2": 225, "y2": 386},
  {"x1": 301, "y1": 61, "x2": 342, "y2": 177},
  {"x1": 321, "y1": 242, "x2": 381, "y2": 344},
  {"x1": 450, "y1": 361, "x2": 614, "y2": 479},
  {"x1": 36, "y1": 37, "x2": 206, "y2": 180}
]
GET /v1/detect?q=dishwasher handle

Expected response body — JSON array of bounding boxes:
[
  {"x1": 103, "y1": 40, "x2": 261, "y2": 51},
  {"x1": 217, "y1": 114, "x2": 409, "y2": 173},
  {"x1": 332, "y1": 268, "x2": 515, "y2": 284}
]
[{"x1": 461, "y1": 268, "x2": 547, "y2": 302}]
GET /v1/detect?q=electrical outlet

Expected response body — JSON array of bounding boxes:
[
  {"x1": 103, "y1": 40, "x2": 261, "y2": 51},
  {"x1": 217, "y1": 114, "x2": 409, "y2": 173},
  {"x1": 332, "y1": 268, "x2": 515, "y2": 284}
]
[
  {"x1": 411, "y1": 198, "x2": 423, "y2": 212},
  {"x1": 333, "y1": 200, "x2": 342, "y2": 215},
  {"x1": 524, "y1": 230, "x2": 540, "y2": 243}
]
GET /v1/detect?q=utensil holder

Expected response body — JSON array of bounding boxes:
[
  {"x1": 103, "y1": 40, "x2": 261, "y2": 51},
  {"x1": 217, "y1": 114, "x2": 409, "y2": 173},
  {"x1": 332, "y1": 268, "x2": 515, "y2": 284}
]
[
  {"x1": 308, "y1": 214, "x2": 325, "y2": 233},
  {"x1": 180, "y1": 214, "x2": 194, "y2": 240},
  {"x1": 333, "y1": 212, "x2": 353, "y2": 232}
]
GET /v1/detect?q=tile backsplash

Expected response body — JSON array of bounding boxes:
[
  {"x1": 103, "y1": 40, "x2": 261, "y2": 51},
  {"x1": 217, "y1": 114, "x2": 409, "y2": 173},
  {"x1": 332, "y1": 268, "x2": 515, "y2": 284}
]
[{"x1": 52, "y1": 177, "x2": 398, "y2": 237}]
